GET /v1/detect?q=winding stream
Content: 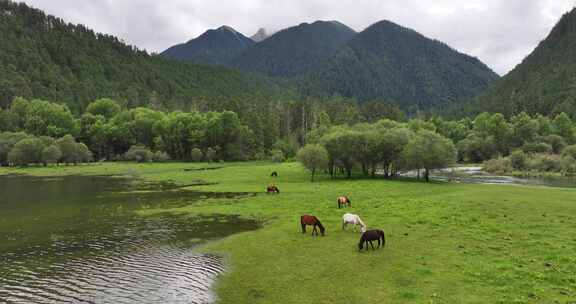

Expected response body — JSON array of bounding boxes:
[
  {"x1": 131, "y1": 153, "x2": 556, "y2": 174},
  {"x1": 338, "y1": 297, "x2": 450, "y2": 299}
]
[{"x1": 0, "y1": 175, "x2": 258, "y2": 304}]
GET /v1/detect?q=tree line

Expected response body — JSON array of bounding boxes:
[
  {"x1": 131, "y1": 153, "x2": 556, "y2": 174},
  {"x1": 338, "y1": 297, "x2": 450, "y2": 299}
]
[{"x1": 297, "y1": 111, "x2": 576, "y2": 181}]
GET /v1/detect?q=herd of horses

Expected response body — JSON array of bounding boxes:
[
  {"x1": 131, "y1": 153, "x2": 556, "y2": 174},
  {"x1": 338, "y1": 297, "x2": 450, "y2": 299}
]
[{"x1": 267, "y1": 174, "x2": 386, "y2": 251}]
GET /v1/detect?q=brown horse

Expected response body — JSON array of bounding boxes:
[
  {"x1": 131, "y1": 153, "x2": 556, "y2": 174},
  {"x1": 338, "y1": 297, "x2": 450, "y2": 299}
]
[
  {"x1": 300, "y1": 215, "x2": 325, "y2": 236},
  {"x1": 337, "y1": 196, "x2": 351, "y2": 208},
  {"x1": 358, "y1": 229, "x2": 385, "y2": 251},
  {"x1": 266, "y1": 185, "x2": 280, "y2": 194}
]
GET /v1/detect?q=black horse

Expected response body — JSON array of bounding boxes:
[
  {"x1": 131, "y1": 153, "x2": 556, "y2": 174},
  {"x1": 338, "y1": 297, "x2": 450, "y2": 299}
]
[
  {"x1": 271, "y1": 171, "x2": 278, "y2": 177},
  {"x1": 358, "y1": 229, "x2": 385, "y2": 250}
]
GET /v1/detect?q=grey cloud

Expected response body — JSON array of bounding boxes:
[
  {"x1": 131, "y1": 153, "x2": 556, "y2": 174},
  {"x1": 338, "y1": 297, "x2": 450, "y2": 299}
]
[{"x1": 21, "y1": 0, "x2": 576, "y2": 74}]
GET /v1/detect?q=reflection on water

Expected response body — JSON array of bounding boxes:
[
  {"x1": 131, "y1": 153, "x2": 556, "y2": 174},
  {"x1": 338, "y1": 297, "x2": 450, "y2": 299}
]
[{"x1": 0, "y1": 175, "x2": 257, "y2": 304}]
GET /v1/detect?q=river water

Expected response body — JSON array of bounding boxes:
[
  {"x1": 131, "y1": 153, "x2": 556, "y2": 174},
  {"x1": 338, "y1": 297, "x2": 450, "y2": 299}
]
[
  {"x1": 0, "y1": 175, "x2": 258, "y2": 304},
  {"x1": 416, "y1": 166, "x2": 576, "y2": 188}
]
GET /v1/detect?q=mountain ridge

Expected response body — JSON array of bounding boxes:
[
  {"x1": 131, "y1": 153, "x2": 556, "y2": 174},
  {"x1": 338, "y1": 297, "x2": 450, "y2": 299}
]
[
  {"x1": 463, "y1": 7, "x2": 576, "y2": 116},
  {"x1": 160, "y1": 25, "x2": 254, "y2": 65}
]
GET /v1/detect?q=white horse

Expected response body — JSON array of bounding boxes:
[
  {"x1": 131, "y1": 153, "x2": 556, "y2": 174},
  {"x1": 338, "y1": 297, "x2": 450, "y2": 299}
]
[{"x1": 342, "y1": 213, "x2": 366, "y2": 233}]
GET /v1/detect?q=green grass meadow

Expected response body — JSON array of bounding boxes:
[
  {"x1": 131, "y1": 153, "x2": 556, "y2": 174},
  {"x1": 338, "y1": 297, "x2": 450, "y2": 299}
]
[{"x1": 2, "y1": 162, "x2": 576, "y2": 303}]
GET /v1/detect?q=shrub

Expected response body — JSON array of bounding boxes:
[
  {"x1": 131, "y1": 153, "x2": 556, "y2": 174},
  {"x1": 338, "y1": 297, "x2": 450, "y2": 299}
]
[
  {"x1": 152, "y1": 151, "x2": 170, "y2": 162},
  {"x1": 124, "y1": 145, "x2": 153, "y2": 163},
  {"x1": 190, "y1": 148, "x2": 204, "y2": 162},
  {"x1": 560, "y1": 156, "x2": 576, "y2": 176},
  {"x1": 205, "y1": 147, "x2": 217, "y2": 162},
  {"x1": 509, "y1": 150, "x2": 527, "y2": 170},
  {"x1": 270, "y1": 149, "x2": 285, "y2": 163},
  {"x1": 526, "y1": 154, "x2": 562, "y2": 172},
  {"x1": 539, "y1": 135, "x2": 566, "y2": 154},
  {"x1": 522, "y1": 142, "x2": 553, "y2": 154},
  {"x1": 483, "y1": 157, "x2": 512, "y2": 174},
  {"x1": 561, "y1": 145, "x2": 576, "y2": 159}
]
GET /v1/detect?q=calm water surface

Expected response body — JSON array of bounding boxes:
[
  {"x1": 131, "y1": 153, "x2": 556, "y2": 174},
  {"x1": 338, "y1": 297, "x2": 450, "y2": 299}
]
[{"x1": 0, "y1": 175, "x2": 258, "y2": 304}]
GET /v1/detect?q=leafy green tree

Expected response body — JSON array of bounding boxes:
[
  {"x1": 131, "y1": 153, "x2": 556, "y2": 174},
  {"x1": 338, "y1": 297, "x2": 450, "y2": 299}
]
[
  {"x1": 297, "y1": 144, "x2": 329, "y2": 181},
  {"x1": 321, "y1": 128, "x2": 359, "y2": 178},
  {"x1": 522, "y1": 142, "x2": 553, "y2": 154},
  {"x1": 552, "y1": 113, "x2": 574, "y2": 142},
  {"x1": 510, "y1": 112, "x2": 539, "y2": 147},
  {"x1": 41, "y1": 145, "x2": 62, "y2": 165},
  {"x1": 457, "y1": 134, "x2": 497, "y2": 162},
  {"x1": 561, "y1": 145, "x2": 576, "y2": 159},
  {"x1": 86, "y1": 99, "x2": 122, "y2": 119},
  {"x1": 55, "y1": 135, "x2": 92, "y2": 164},
  {"x1": 0, "y1": 132, "x2": 29, "y2": 166},
  {"x1": 8, "y1": 137, "x2": 45, "y2": 166},
  {"x1": 403, "y1": 131, "x2": 456, "y2": 182}
]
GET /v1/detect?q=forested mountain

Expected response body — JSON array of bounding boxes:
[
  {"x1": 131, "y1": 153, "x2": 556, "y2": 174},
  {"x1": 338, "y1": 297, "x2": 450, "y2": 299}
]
[
  {"x1": 463, "y1": 7, "x2": 576, "y2": 117},
  {"x1": 300, "y1": 20, "x2": 500, "y2": 111},
  {"x1": 231, "y1": 21, "x2": 357, "y2": 77},
  {"x1": 161, "y1": 26, "x2": 255, "y2": 65},
  {"x1": 250, "y1": 28, "x2": 270, "y2": 42},
  {"x1": 0, "y1": 1, "x2": 278, "y2": 113}
]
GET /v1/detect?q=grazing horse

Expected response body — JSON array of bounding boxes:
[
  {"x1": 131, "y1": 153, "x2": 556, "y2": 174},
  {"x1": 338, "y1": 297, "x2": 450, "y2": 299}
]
[
  {"x1": 337, "y1": 196, "x2": 351, "y2": 208},
  {"x1": 266, "y1": 185, "x2": 280, "y2": 194},
  {"x1": 271, "y1": 171, "x2": 278, "y2": 177},
  {"x1": 300, "y1": 215, "x2": 325, "y2": 236},
  {"x1": 358, "y1": 229, "x2": 385, "y2": 251},
  {"x1": 342, "y1": 213, "x2": 366, "y2": 233}
]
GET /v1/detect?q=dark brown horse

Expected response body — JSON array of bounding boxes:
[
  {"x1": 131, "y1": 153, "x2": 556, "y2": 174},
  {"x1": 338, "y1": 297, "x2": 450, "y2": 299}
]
[
  {"x1": 266, "y1": 185, "x2": 280, "y2": 194},
  {"x1": 358, "y1": 229, "x2": 385, "y2": 250},
  {"x1": 271, "y1": 171, "x2": 278, "y2": 177},
  {"x1": 300, "y1": 215, "x2": 325, "y2": 236},
  {"x1": 337, "y1": 196, "x2": 351, "y2": 208}
]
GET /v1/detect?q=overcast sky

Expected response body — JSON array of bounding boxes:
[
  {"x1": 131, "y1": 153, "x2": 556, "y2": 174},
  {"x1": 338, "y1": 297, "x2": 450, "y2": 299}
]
[{"x1": 21, "y1": 0, "x2": 576, "y2": 75}]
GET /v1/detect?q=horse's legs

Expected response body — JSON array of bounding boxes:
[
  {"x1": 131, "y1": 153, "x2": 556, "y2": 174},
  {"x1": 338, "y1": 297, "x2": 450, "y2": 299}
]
[
  {"x1": 370, "y1": 240, "x2": 375, "y2": 250},
  {"x1": 377, "y1": 238, "x2": 381, "y2": 248},
  {"x1": 301, "y1": 222, "x2": 306, "y2": 234},
  {"x1": 312, "y1": 225, "x2": 317, "y2": 236},
  {"x1": 342, "y1": 221, "x2": 346, "y2": 230}
]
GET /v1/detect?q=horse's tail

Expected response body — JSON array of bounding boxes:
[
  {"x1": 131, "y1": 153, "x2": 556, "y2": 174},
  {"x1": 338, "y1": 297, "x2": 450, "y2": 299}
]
[
  {"x1": 380, "y1": 230, "x2": 386, "y2": 247},
  {"x1": 300, "y1": 216, "x2": 306, "y2": 233}
]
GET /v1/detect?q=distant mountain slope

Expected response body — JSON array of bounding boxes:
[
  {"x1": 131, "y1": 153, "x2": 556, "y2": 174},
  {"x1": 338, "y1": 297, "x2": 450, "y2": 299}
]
[
  {"x1": 161, "y1": 26, "x2": 255, "y2": 65},
  {"x1": 300, "y1": 20, "x2": 499, "y2": 111},
  {"x1": 464, "y1": 7, "x2": 576, "y2": 116},
  {"x1": 0, "y1": 1, "x2": 278, "y2": 112},
  {"x1": 250, "y1": 28, "x2": 270, "y2": 42},
  {"x1": 231, "y1": 21, "x2": 357, "y2": 77}
]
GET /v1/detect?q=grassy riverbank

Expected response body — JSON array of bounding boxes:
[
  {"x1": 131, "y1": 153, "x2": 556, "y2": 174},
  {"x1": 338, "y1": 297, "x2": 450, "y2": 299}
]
[{"x1": 2, "y1": 162, "x2": 576, "y2": 303}]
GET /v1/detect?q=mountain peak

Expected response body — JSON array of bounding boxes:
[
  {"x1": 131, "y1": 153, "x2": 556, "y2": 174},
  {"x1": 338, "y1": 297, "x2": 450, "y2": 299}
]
[
  {"x1": 232, "y1": 20, "x2": 356, "y2": 77},
  {"x1": 161, "y1": 26, "x2": 254, "y2": 65},
  {"x1": 217, "y1": 25, "x2": 238, "y2": 34},
  {"x1": 250, "y1": 28, "x2": 269, "y2": 42}
]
